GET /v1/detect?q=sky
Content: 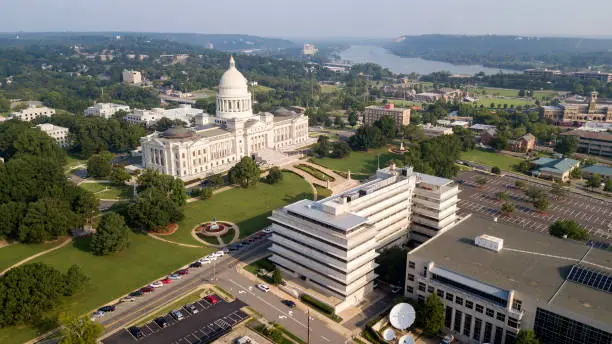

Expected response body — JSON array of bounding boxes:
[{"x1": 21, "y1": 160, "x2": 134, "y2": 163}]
[{"x1": 1, "y1": 0, "x2": 612, "y2": 39}]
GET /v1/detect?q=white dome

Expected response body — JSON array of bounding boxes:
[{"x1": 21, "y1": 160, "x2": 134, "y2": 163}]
[{"x1": 218, "y1": 56, "x2": 248, "y2": 95}]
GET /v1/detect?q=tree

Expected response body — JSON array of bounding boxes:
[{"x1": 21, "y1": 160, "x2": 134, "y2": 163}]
[
  {"x1": 137, "y1": 169, "x2": 187, "y2": 206},
  {"x1": 420, "y1": 294, "x2": 445, "y2": 337},
  {"x1": 348, "y1": 111, "x2": 358, "y2": 126},
  {"x1": 109, "y1": 166, "x2": 131, "y2": 186},
  {"x1": 58, "y1": 313, "x2": 104, "y2": 344},
  {"x1": 549, "y1": 219, "x2": 588, "y2": 241},
  {"x1": 517, "y1": 160, "x2": 532, "y2": 173},
  {"x1": 604, "y1": 179, "x2": 612, "y2": 192},
  {"x1": 501, "y1": 202, "x2": 515, "y2": 216},
  {"x1": 585, "y1": 173, "x2": 602, "y2": 190},
  {"x1": 514, "y1": 330, "x2": 540, "y2": 344},
  {"x1": 207, "y1": 174, "x2": 224, "y2": 187},
  {"x1": 265, "y1": 167, "x2": 283, "y2": 184},
  {"x1": 272, "y1": 268, "x2": 283, "y2": 285},
  {"x1": 525, "y1": 186, "x2": 545, "y2": 201},
  {"x1": 18, "y1": 198, "x2": 76, "y2": 243},
  {"x1": 89, "y1": 213, "x2": 130, "y2": 255},
  {"x1": 373, "y1": 115, "x2": 397, "y2": 139},
  {"x1": 127, "y1": 188, "x2": 184, "y2": 231},
  {"x1": 331, "y1": 141, "x2": 351, "y2": 158},
  {"x1": 312, "y1": 135, "x2": 330, "y2": 157},
  {"x1": 153, "y1": 118, "x2": 187, "y2": 132},
  {"x1": 550, "y1": 183, "x2": 568, "y2": 198},
  {"x1": 86, "y1": 151, "x2": 114, "y2": 178},
  {"x1": 515, "y1": 180, "x2": 526, "y2": 189},
  {"x1": 491, "y1": 166, "x2": 501, "y2": 174},
  {"x1": 374, "y1": 247, "x2": 408, "y2": 286},
  {"x1": 63, "y1": 265, "x2": 89, "y2": 296},
  {"x1": 349, "y1": 125, "x2": 384, "y2": 151},
  {"x1": 324, "y1": 116, "x2": 332, "y2": 127},
  {"x1": 333, "y1": 116, "x2": 344, "y2": 128},
  {"x1": 555, "y1": 135, "x2": 578, "y2": 157},
  {"x1": 518, "y1": 89, "x2": 526, "y2": 97},
  {"x1": 495, "y1": 191, "x2": 509, "y2": 202},
  {"x1": 228, "y1": 157, "x2": 261, "y2": 188},
  {"x1": 201, "y1": 187, "x2": 213, "y2": 199},
  {"x1": 570, "y1": 167, "x2": 583, "y2": 179},
  {"x1": 475, "y1": 176, "x2": 488, "y2": 188},
  {"x1": 533, "y1": 195, "x2": 549, "y2": 213}
]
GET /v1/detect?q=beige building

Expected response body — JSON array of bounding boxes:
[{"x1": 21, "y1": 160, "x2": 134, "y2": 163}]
[
  {"x1": 420, "y1": 124, "x2": 454, "y2": 138},
  {"x1": 84, "y1": 103, "x2": 130, "y2": 119},
  {"x1": 122, "y1": 70, "x2": 142, "y2": 84},
  {"x1": 363, "y1": 104, "x2": 410, "y2": 128},
  {"x1": 541, "y1": 92, "x2": 612, "y2": 124},
  {"x1": 35, "y1": 123, "x2": 70, "y2": 147},
  {"x1": 561, "y1": 129, "x2": 612, "y2": 158},
  {"x1": 9, "y1": 105, "x2": 55, "y2": 122},
  {"x1": 303, "y1": 43, "x2": 318, "y2": 55}
]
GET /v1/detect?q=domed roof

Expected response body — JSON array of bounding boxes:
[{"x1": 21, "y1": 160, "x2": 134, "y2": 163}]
[
  {"x1": 161, "y1": 126, "x2": 194, "y2": 139},
  {"x1": 218, "y1": 56, "x2": 248, "y2": 93}
]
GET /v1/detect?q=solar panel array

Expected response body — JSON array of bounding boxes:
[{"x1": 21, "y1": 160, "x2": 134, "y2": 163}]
[{"x1": 567, "y1": 265, "x2": 612, "y2": 293}]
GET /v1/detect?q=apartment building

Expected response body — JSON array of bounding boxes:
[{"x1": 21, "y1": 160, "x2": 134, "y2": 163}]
[
  {"x1": 420, "y1": 124, "x2": 453, "y2": 138},
  {"x1": 363, "y1": 104, "x2": 410, "y2": 129},
  {"x1": 561, "y1": 129, "x2": 612, "y2": 158},
  {"x1": 405, "y1": 215, "x2": 611, "y2": 344},
  {"x1": 84, "y1": 103, "x2": 131, "y2": 119},
  {"x1": 35, "y1": 123, "x2": 70, "y2": 147},
  {"x1": 122, "y1": 70, "x2": 142, "y2": 84},
  {"x1": 523, "y1": 68, "x2": 562, "y2": 78},
  {"x1": 9, "y1": 105, "x2": 55, "y2": 122}
]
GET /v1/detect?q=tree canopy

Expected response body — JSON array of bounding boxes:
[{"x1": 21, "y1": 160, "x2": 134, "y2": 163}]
[
  {"x1": 58, "y1": 313, "x2": 105, "y2": 344},
  {"x1": 86, "y1": 151, "x2": 114, "y2": 178},
  {"x1": 403, "y1": 135, "x2": 461, "y2": 178},
  {"x1": 419, "y1": 294, "x2": 445, "y2": 337},
  {"x1": 137, "y1": 169, "x2": 187, "y2": 206},
  {"x1": 514, "y1": 330, "x2": 540, "y2": 344},
  {"x1": 127, "y1": 188, "x2": 184, "y2": 231},
  {"x1": 90, "y1": 213, "x2": 130, "y2": 255},
  {"x1": 549, "y1": 219, "x2": 589, "y2": 241},
  {"x1": 265, "y1": 167, "x2": 283, "y2": 184},
  {"x1": 228, "y1": 157, "x2": 261, "y2": 188},
  {"x1": 555, "y1": 135, "x2": 578, "y2": 157}
]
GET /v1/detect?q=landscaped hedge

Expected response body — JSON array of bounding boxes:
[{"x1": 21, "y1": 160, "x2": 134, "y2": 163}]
[
  {"x1": 296, "y1": 164, "x2": 335, "y2": 182},
  {"x1": 300, "y1": 293, "x2": 334, "y2": 314}
]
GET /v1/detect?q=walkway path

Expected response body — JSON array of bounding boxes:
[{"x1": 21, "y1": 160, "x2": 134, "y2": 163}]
[
  {"x1": 147, "y1": 231, "x2": 203, "y2": 248},
  {"x1": 0, "y1": 237, "x2": 73, "y2": 275},
  {"x1": 290, "y1": 161, "x2": 360, "y2": 194},
  {"x1": 189, "y1": 222, "x2": 241, "y2": 248}
]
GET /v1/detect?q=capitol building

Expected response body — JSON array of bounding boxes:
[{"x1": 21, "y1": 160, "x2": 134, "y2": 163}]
[{"x1": 140, "y1": 57, "x2": 313, "y2": 181}]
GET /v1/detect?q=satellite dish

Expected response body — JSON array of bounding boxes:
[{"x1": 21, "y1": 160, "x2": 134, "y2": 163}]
[
  {"x1": 389, "y1": 303, "x2": 416, "y2": 330},
  {"x1": 382, "y1": 328, "x2": 396, "y2": 341},
  {"x1": 398, "y1": 334, "x2": 415, "y2": 344}
]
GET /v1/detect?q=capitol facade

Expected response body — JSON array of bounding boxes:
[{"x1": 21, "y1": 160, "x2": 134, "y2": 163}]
[{"x1": 140, "y1": 57, "x2": 313, "y2": 181}]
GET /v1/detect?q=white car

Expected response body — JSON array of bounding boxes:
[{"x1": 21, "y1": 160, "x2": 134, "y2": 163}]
[
  {"x1": 213, "y1": 250, "x2": 224, "y2": 257},
  {"x1": 168, "y1": 273, "x2": 182, "y2": 280},
  {"x1": 200, "y1": 259, "x2": 211, "y2": 264},
  {"x1": 150, "y1": 281, "x2": 164, "y2": 288},
  {"x1": 206, "y1": 255, "x2": 218, "y2": 261},
  {"x1": 257, "y1": 284, "x2": 270, "y2": 293},
  {"x1": 120, "y1": 296, "x2": 136, "y2": 303},
  {"x1": 91, "y1": 310, "x2": 105, "y2": 321},
  {"x1": 263, "y1": 228, "x2": 273, "y2": 234}
]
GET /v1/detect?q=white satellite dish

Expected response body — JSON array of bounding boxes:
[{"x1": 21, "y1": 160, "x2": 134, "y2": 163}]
[
  {"x1": 382, "y1": 328, "x2": 396, "y2": 341},
  {"x1": 398, "y1": 334, "x2": 415, "y2": 344},
  {"x1": 389, "y1": 303, "x2": 416, "y2": 330}
]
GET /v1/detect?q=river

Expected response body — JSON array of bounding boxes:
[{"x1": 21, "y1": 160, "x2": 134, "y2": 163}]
[{"x1": 337, "y1": 45, "x2": 517, "y2": 76}]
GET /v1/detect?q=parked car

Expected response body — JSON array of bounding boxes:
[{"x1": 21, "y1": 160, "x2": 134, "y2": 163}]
[
  {"x1": 190, "y1": 261, "x2": 202, "y2": 268},
  {"x1": 204, "y1": 294, "x2": 219, "y2": 305},
  {"x1": 200, "y1": 259, "x2": 211, "y2": 265},
  {"x1": 228, "y1": 245, "x2": 240, "y2": 251},
  {"x1": 91, "y1": 310, "x2": 105, "y2": 320},
  {"x1": 255, "y1": 232, "x2": 266, "y2": 237},
  {"x1": 441, "y1": 335, "x2": 455, "y2": 344},
  {"x1": 257, "y1": 284, "x2": 270, "y2": 293},
  {"x1": 150, "y1": 281, "x2": 164, "y2": 288},
  {"x1": 170, "y1": 310, "x2": 184, "y2": 321},
  {"x1": 98, "y1": 305, "x2": 116, "y2": 312},
  {"x1": 222, "y1": 247, "x2": 230, "y2": 253},
  {"x1": 176, "y1": 269, "x2": 189, "y2": 275},
  {"x1": 140, "y1": 286, "x2": 154, "y2": 293},
  {"x1": 240, "y1": 241, "x2": 250, "y2": 247},
  {"x1": 206, "y1": 254, "x2": 218, "y2": 261},
  {"x1": 263, "y1": 228, "x2": 273, "y2": 234},
  {"x1": 199, "y1": 256, "x2": 211, "y2": 263},
  {"x1": 168, "y1": 273, "x2": 181, "y2": 280},
  {"x1": 130, "y1": 290, "x2": 144, "y2": 297},
  {"x1": 214, "y1": 250, "x2": 224, "y2": 257},
  {"x1": 128, "y1": 326, "x2": 143, "y2": 338},
  {"x1": 390, "y1": 285, "x2": 402, "y2": 294},
  {"x1": 160, "y1": 277, "x2": 172, "y2": 284},
  {"x1": 120, "y1": 296, "x2": 136, "y2": 303},
  {"x1": 154, "y1": 317, "x2": 169, "y2": 328},
  {"x1": 185, "y1": 303, "x2": 199, "y2": 314},
  {"x1": 281, "y1": 300, "x2": 296, "y2": 308}
]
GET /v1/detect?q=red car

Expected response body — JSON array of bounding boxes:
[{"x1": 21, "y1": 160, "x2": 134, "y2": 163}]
[
  {"x1": 177, "y1": 269, "x2": 189, "y2": 275},
  {"x1": 160, "y1": 278, "x2": 172, "y2": 284},
  {"x1": 204, "y1": 295, "x2": 219, "y2": 305},
  {"x1": 140, "y1": 286, "x2": 154, "y2": 293}
]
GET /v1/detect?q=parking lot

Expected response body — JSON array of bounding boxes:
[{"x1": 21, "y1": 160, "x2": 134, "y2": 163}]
[
  {"x1": 103, "y1": 296, "x2": 248, "y2": 344},
  {"x1": 456, "y1": 170, "x2": 612, "y2": 242}
]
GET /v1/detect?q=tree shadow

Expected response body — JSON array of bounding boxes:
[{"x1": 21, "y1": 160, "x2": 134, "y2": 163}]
[
  {"x1": 72, "y1": 236, "x2": 93, "y2": 253},
  {"x1": 283, "y1": 192, "x2": 313, "y2": 204}
]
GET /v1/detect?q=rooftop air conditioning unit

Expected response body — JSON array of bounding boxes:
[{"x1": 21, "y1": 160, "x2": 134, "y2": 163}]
[{"x1": 475, "y1": 234, "x2": 503, "y2": 253}]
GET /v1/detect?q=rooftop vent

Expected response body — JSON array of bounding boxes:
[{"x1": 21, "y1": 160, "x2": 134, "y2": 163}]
[{"x1": 475, "y1": 234, "x2": 504, "y2": 253}]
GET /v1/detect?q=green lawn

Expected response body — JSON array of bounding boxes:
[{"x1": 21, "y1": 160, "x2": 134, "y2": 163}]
[
  {"x1": 296, "y1": 164, "x2": 334, "y2": 181},
  {"x1": 166, "y1": 172, "x2": 313, "y2": 246},
  {"x1": 314, "y1": 184, "x2": 332, "y2": 199},
  {"x1": 80, "y1": 182, "x2": 132, "y2": 200},
  {"x1": 0, "y1": 240, "x2": 64, "y2": 272},
  {"x1": 320, "y1": 84, "x2": 340, "y2": 94},
  {"x1": 460, "y1": 149, "x2": 524, "y2": 171},
  {"x1": 0, "y1": 233, "x2": 208, "y2": 344},
  {"x1": 219, "y1": 227, "x2": 236, "y2": 244},
  {"x1": 65, "y1": 155, "x2": 87, "y2": 171},
  {"x1": 310, "y1": 147, "x2": 400, "y2": 175}
]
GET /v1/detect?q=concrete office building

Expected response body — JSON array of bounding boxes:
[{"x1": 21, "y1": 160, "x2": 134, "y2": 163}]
[
  {"x1": 9, "y1": 105, "x2": 55, "y2": 122},
  {"x1": 410, "y1": 174, "x2": 460, "y2": 243},
  {"x1": 35, "y1": 123, "x2": 70, "y2": 147},
  {"x1": 405, "y1": 215, "x2": 611, "y2": 344},
  {"x1": 122, "y1": 70, "x2": 142, "y2": 84},
  {"x1": 84, "y1": 103, "x2": 131, "y2": 119},
  {"x1": 561, "y1": 129, "x2": 612, "y2": 158},
  {"x1": 125, "y1": 104, "x2": 203, "y2": 127},
  {"x1": 420, "y1": 124, "x2": 453, "y2": 138},
  {"x1": 363, "y1": 104, "x2": 410, "y2": 129}
]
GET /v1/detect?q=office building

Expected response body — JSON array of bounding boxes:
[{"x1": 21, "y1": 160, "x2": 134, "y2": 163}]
[
  {"x1": 84, "y1": 103, "x2": 131, "y2": 119},
  {"x1": 410, "y1": 174, "x2": 460, "y2": 243},
  {"x1": 420, "y1": 124, "x2": 453, "y2": 138},
  {"x1": 561, "y1": 129, "x2": 612, "y2": 158},
  {"x1": 125, "y1": 104, "x2": 203, "y2": 127},
  {"x1": 303, "y1": 43, "x2": 318, "y2": 55},
  {"x1": 363, "y1": 104, "x2": 410, "y2": 129},
  {"x1": 568, "y1": 71, "x2": 612, "y2": 83},
  {"x1": 35, "y1": 123, "x2": 70, "y2": 147},
  {"x1": 523, "y1": 68, "x2": 562, "y2": 78},
  {"x1": 122, "y1": 70, "x2": 142, "y2": 84},
  {"x1": 405, "y1": 215, "x2": 611, "y2": 344},
  {"x1": 541, "y1": 92, "x2": 612, "y2": 124},
  {"x1": 9, "y1": 105, "x2": 55, "y2": 122}
]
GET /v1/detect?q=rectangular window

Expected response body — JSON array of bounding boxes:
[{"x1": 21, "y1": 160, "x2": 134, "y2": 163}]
[
  {"x1": 418, "y1": 295, "x2": 425, "y2": 302},
  {"x1": 512, "y1": 299, "x2": 522, "y2": 311},
  {"x1": 406, "y1": 286, "x2": 414, "y2": 294},
  {"x1": 494, "y1": 326, "x2": 504, "y2": 344},
  {"x1": 465, "y1": 300, "x2": 474, "y2": 309},
  {"x1": 407, "y1": 273, "x2": 415, "y2": 282},
  {"x1": 505, "y1": 331, "x2": 517, "y2": 344},
  {"x1": 484, "y1": 322, "x2": 493, "y2": 343},
  {"x1": 453, "y1": 310, "x2": 462, "y2": 332},
  {"x1": 486, "y1": 308, "x2": 495, "y2": 317},
  {"x1": 474, "y1": 318, "x2": 482, "y2": 341},
  {"x1": 437, "y1": 289, "x2": 444, "y2": 298},
  {"x1": 475, "y1": 304, "x2": 484, "y2": 313},
  {"x1": 409, "y1": 261, "x2": 415, "y2": 269},
  {"x1": 496, "y1": 313, "x2": 506, "y2": 322},
  {"x1": 427, "y1": 286, "x2": 435, "y2": 293},
  {"x1": 455, "y1": 296, "x2": 463, "y2": 306},
  {"x1": 508, "y1": 317, "x2": 519, "y2": 329},
  {"x1": 446, "y1": 293, "x2": 454, "y2": 301},
  {"x1": 463, "y1": 314, "x2": 472, "y2": 337},
  {"x1": 444, "y1": 306, "x2": 453, "y2": 328},
  {"x1": 418, "y1": 282, "x2": 426, "y2": 292}
]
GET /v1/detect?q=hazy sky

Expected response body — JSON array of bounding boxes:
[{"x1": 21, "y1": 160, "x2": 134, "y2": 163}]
[{"x1": 2, "y1": 0, "x2": 612, "y2": 38}]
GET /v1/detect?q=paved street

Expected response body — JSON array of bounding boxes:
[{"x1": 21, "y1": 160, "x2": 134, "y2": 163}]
[{"x1": 457, "y1": 171, "x2": 612, "y2": 242}]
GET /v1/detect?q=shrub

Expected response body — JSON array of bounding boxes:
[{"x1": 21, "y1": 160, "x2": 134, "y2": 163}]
[
  {"x1": 491, "y1": 166, "x2": 501, "y2": 174},
  {"x1": 299, "y1": 294, "x2": 334, "y2": 315}
]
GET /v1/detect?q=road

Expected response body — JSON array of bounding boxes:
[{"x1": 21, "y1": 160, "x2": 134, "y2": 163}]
[{"x1": 95, "y1": 240, "x2": 348, "y2": 344}]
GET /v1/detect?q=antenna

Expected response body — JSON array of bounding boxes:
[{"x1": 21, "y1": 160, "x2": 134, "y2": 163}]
[{"x1": 389, "y1": 303, "x2": 416, "y2": 330}]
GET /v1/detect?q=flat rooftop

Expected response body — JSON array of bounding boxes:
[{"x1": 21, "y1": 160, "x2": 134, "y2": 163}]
[
  {"x1": 410, "y1": 215, "x2": 612, "y2": 328},
  {"x1": 283, "y1": 199, "x2": 367, "y2": 232}
]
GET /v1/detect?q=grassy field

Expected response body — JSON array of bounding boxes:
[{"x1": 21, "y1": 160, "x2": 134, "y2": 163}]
[
  {"x1": 310, "y1": 147, "x2": 400, "y2": 175},
  {"x1": 314, "y1": 184, "x2": 332, "y2": 199},
  {"x1": 460, "y1": 149, "x2": 524, "y2": 171},
  {"x1": 0, "y1": 233, "x2": 208, "y2": 344},
  {"x1": 166, "y1": 172, "x2": 313, "y2": 246},
  {"x1": 320, "y1": 84, "x2": 340, "y2": 94},
  {"x1": 80, "y1": 181, "x2": 132, "y2": 200},
  {"x1": 0, "y1": 240, "x2": 65, "y2": 272},
  {"x1": 64, "y1": 155, "x2": 87, "y2": 172}
]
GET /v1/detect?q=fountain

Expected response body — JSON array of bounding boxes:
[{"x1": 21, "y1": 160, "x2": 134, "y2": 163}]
[{"x1": 200, "y1": 217, "x2": 230, "y2": 235}]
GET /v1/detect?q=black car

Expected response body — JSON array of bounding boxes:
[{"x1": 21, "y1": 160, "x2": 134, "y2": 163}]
[
  {"x1": 128, "y1": 326, "x2": 143, "y2": 338},
  {"x1": 281, "y1": 300, "x2": 296, "y2": 308},
  {"x1": 154, "y1": 317, "x2": 169, "y2": 328},
  {"x1": 98, "y1": 305, "x2": 116, "y2": 312},
  {"x1": 184, "y1": 303, "x2": 199, "y2": 314},
  {"x1": 228, "y1": 244, "x2": 240, "y2": 251},
  {"x1": 190, "y1": 261, "x2": 202, "y2": 268},
  {"x1": 130, "y1": 290, "x2": 144, "y2": 297}
]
